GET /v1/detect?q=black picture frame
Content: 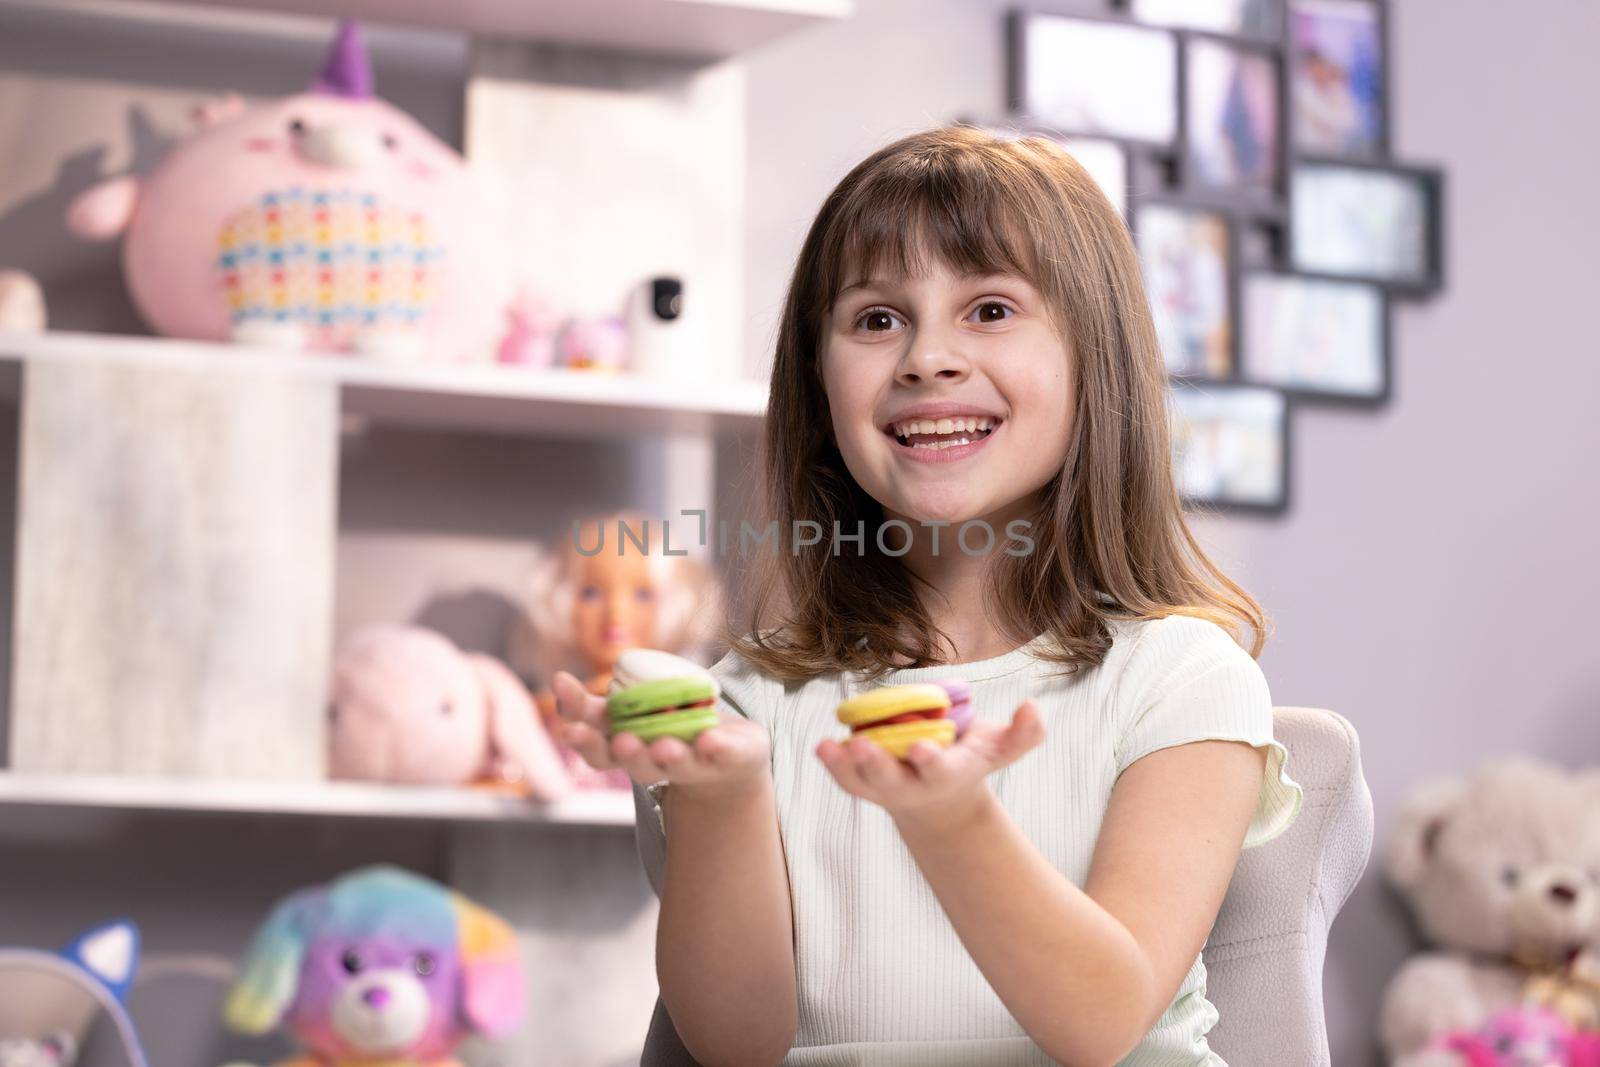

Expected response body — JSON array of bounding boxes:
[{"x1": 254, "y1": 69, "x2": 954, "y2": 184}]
[
  {"x1": 1176, "y1": 30, "x2": 1288, "y2": 214},
  {"x1": 1006, "y1": 10, "x2": 1181, "y2": 151},
  {"x1": 1168, "y1": 378, "x2": 1292, "y2": 515},
  {"x1": 1115, "y1": 0, "x2": 1286, "y2": 44},
  {"x1": 1285, "y1": 0, "x2": 1390, "y2": 159},
  {"x1": 1130, "y1": 197, "x2": 1239, "y2": 380},
  {"x1": 1238, "y1": 268, "x2": 1392, "y2": 405},
  {"x1": 1287, "y1": 155, "x2": 1445, "y2": 295},
  {"x1": 955, "y1": 114, "x2": 1135, "y2": 221},
  {"x1": 1237, "y1": 215, "x2": 1289, "y2": 269}
]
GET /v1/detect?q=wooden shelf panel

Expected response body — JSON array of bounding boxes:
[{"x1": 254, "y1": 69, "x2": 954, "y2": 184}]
[
  {"x1": 0, "y1": 330, "x2": 766, "y2": 438},
  {"x1": 70, "y1": 0, "x2": 855, "y2": 61},
  {"x1": 0, "y1": 771, "x2": 638, "y2": 826}
]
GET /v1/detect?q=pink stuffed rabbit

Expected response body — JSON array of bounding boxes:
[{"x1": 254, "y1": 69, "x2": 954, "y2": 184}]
[{"x1": 329, "y1": 624, "x2": 572, "y2": 801}]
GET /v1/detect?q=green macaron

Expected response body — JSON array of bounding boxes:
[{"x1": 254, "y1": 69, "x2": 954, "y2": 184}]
[{"x1": 606, "y1": 675, "x2": 720, "y2": 743}]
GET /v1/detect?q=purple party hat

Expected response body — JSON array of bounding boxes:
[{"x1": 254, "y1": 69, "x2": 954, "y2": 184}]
[{"x1": 310, "y1": 20, "x2": 373, "y2": 99}]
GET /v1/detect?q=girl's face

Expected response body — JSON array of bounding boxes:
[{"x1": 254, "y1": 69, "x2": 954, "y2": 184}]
[{"x1": 820, "y1": 254, "x2": 1074, "y2": 531}]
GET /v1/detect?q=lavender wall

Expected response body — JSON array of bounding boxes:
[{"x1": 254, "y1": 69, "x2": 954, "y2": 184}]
[{"x1": 740, "y1": 2, "x2": 1600, "y2": 1062}]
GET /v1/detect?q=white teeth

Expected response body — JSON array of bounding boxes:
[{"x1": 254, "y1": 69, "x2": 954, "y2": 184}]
[{"x1": 890, "y1": 416, "x2": 996, "y2": 438}]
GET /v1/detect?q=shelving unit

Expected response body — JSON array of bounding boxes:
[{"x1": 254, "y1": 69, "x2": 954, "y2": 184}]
[
  {"x1": 0, "y1": 328, "x2": 734, "y2": 1067},
  {"x1": 0, "y1": 0, "x2": 815, "y2": 1061}
]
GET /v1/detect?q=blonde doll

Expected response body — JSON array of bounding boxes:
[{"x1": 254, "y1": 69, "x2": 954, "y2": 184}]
[
  {"x1": 555, "y1": 125, "x2": 1303, "y2": 1066},
  {"x1": 510, "y1": 509, "x2": 724, "y2": 789}
]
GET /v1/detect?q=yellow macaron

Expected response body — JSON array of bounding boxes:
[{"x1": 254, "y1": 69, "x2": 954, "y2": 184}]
[{"x1": 835, "y1": 683, "x2": 957, "y2": 760}]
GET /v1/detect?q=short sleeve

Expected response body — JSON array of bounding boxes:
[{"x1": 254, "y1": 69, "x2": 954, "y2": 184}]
[
  {"x1": 632, "y1": 646, "x2": 766, "y2": 897},
  {"x1": 1112, "y1": 615, "x2": 1304, "y2": 850}
]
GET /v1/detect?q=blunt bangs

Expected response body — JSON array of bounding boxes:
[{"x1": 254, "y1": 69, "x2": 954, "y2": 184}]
[{"x1": 812, "y1": 140, "x2": 1046, "y2": 320}]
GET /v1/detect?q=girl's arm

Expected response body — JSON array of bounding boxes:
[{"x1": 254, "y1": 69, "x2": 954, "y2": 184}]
[
  {"x1": 656, "y1": 771, "x2": 798, "y2": 1067},
  {"x1": 553, "y1": 672, "x2": 797, "y2": 1067},
  {"x1": 818, "y1": 704, "x2": 1264, "y2": 1067},
  {"x1": 902, "y1": 740, "x2": 1263, "y2": 1066}
]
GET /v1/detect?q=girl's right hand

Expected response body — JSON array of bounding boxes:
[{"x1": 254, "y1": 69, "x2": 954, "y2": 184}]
[{"x1": 551, "y1": 670, "x2": 772, "y2": 798}]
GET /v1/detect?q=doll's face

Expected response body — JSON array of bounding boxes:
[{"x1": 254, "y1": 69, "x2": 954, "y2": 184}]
[
  {"x1": 570, "y1": 547, "x2": 658, "y2": 672},
  {"x1": 820, "y1": 244, "x2": 1074, "y2": 533}
]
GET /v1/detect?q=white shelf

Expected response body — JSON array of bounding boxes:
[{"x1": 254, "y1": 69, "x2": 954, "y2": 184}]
[
  {"x1": 0, "y1": 770, "x2": 638, "y2": 826},
  {"x1": 0, "y1": 329, "x2": 766, "y2": 438},
  {"x1": 75, "y1": 0, "x2": 854, "y2": 60}
]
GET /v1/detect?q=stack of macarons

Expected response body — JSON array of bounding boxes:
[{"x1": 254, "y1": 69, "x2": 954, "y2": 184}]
[
  {"x1": 834, "y1": 678, "x2": 975, "y2": 760},
  {"x1": 605, "y1": 648, "x2": 721, "y2": 743}
]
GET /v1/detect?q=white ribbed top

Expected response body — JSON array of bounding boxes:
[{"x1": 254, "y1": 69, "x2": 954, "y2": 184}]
[{"x1": 644, "y1": 614, "x2": 1303, "y2": 1066}]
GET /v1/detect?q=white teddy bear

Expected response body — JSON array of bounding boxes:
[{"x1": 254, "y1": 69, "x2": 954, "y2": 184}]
[{"x1": 1380, "y1": 756, "x2": 1600, "y2": 1063}]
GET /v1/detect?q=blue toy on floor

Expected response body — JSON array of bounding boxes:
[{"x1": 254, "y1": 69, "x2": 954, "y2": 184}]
[{"x1": 0, "y1": 921, "x2": 147, "y2": 1067}]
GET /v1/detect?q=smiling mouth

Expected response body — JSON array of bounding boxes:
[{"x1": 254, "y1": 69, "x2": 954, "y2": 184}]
[{"x1": 885, "y1": 415, "x2": 1001, "y2": 451}]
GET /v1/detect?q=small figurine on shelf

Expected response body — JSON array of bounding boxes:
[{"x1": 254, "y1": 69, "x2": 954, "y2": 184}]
[
  {"x1": 495, "y1": 290, "x2": 560, "y2": 369},
  {"x1": 554, "y1": 315, "x2": 629, "y2": 372},
  {"x1": 224, "y1": 866, "x2": 523, "y2": 1067},
  {"x1": 507, "y1": 509, "x2": 726, "y2": 791},
  {"x1": 624, "y1": 274, "x2": 695, "y2": 378},
  {"x1": 0, "y1": 269, "x2": 46, "y2": 334},
  {"x1": 328, "y1": 623, "x2": 573, "y2": 801}
]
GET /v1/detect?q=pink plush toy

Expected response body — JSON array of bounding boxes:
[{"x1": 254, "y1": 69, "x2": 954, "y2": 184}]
[
  {"x1": 64, "y1": 22, "x2": 514, "y2": 363},
  {"x1": 224, "y1": 865, "x2": 522, "y2": 1066},
  {"x1": 555, "y1": 315, "x2": 629, "y2": 372},
  {"x1": 329, "y1": 624, "x2": 572, "y2": 801},
  {"x1": 496, "y1": 291, "x2": 559, "y2": 369},
  {"x1": 1425, "y1": 1005, "x2": 1600, "y2": 1067}
]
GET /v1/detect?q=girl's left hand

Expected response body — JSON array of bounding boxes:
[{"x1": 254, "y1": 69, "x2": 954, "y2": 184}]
[{"x1": 815, "y1": 700, "x2": 1045, "y2": 826}]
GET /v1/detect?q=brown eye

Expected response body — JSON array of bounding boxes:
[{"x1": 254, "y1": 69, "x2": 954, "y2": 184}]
[
  {"x1": 972, "y1": 302, "x2": 1012, "y2": 323},
  {"x1": 859, "y1": 309, "x2": 900, "y2": 332}
]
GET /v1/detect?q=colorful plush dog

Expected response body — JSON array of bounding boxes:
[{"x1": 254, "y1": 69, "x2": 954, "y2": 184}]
[{"x1": 224, "y1": 866, "x2": 523, "y2": 1066}]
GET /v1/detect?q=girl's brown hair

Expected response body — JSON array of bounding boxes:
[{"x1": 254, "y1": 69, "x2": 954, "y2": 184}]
[{"x1": 725, "y1": 124, "x2": 1269, "y2": 683}]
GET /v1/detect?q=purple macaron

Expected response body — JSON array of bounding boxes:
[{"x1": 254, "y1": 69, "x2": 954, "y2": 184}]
[{"x1": 934, "y1": 679, "x2": 973, "y2": 736}]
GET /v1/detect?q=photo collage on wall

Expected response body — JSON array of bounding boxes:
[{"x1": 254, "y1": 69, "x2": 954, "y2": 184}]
[{"x1": 984, "y1": 0, "x2": 1444, "y2": 515}]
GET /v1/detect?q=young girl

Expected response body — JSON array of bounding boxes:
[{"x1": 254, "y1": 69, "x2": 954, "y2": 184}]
[{"x1": 553, "y1": 124, "x2": 1304, "y2": 1066}]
